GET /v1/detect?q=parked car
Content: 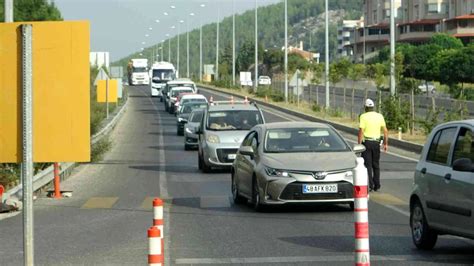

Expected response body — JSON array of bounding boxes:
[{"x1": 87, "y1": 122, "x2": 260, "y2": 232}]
[
  {"x1": 410, "y1": 119, "x2": 474, "y2": 250},
  {"x1": 175, "y1": 94, "x2": 208, "y2": 113},
  {"x1": 231, "y1": 122, "x2": 365, "y2": 211},
  {"x1": 418, "y1": 81, "x2": 436, "y2": 94},
  {"x1": 184, "y1": 109, "x2": 205, "y2": 150},
  {"x1": 176, "y1": 101, "x2": 208, "y2": 136},
  {"x1": 196, "y1": 101, "x2": 265, "y2": 172},
  {"x1": 258, "y1": 76, "x2": 271, "y2": 86},
  {"x1": 167, "y1": 87, "x2": 194, "y2": 114}
]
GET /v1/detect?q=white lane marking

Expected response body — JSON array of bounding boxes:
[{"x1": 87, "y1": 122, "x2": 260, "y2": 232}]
[
  {"x1": 140, "y1": 88, "x2": 171, "y2": 264},
  {"x1": 382, "y1": 204, "x2": 410, "y2": 217},
  {"x1": 175, "y1": 254, "x2": 474, "y2": 264}
]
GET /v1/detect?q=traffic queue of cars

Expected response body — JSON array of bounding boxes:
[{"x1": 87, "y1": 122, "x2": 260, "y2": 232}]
[{"x1": 151, "y1": 79, "x2": 474, "y2": 250}]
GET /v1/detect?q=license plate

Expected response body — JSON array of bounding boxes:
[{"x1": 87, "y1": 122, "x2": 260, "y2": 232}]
[
  {"x1": 227, "y1": 154, "x2": 236, "y2": 160},
  {"x1": 302, "y1": 184, "x2": 338, "y2": 194}
]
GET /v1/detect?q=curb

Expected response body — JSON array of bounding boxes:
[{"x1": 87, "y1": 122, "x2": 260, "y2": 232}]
[
  {"x1": 198, "y1": 83, "x2": 423, "y2": 154},
  {"x1": 2, "y1": 93, "x2": 129, "y2": 205}
]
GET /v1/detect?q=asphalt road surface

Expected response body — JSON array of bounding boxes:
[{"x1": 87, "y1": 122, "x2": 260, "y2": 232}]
[{"x1": 0, "y1": 85, "x2": 473, "y2": 266}]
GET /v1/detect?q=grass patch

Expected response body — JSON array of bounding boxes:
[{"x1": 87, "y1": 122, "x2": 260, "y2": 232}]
[{"x1": 91, "y1": 137, "x2": 112, "y2": 162}]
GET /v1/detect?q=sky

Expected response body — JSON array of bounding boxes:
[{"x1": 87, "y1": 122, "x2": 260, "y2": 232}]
[{"x1": 54, "y1": 0, "x2": 281, "y2": 61}]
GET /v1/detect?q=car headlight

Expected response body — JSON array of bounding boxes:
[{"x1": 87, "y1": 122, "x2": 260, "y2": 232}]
[
  {"x1": 265, "y1": 167, "x2": 289, "y2": 177},
  {"x1": 206, "y1": 134, "x2": 220, "y2": 144},
  {"x1": 185, "y1": 127, "x2": 193, "y2": 134}
]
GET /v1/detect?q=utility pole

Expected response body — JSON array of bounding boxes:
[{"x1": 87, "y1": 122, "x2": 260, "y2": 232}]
[
  {"x1": 200, "y1": 4, "x2": 205, "y2": 82},
  {"x1": 232, "y1": 0, "x2": 236, "y2": 85},
  {"x1": 284, "y1": 0, "x2": 288, "y2": 103},
  {"x1": 254, "y1": 0, "x2": 258, "y2": 92},
  {"x1": 390, "y1": 0, "x2": 396, "y2": 95},
  {"x1": 325, "y1": 0, "x2": 330, "y2": 109}
]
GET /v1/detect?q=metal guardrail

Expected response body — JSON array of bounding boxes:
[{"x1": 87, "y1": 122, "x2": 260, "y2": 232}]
[
  {"x1": 198, "y1": 84, "x2": 424, "y2": 154},
  {"x1": 3, "y1": 95, "x2": 129, "y2": 203}
]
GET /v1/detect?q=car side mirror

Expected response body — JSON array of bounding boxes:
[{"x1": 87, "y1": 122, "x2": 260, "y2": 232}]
[
  {"x1": 453, "y1": 158, "x2": 474, "y2": 172},
  {"x1": 239, "y1": 146, "x2": 255, "y2": 158},
  {"x1": 353, "y1": 144, "x2": 366, "y2": 154}
]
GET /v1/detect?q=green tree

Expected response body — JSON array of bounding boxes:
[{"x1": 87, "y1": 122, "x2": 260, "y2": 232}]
[
  {"x1": 288, "y1": 53, "x2": 310, "y2": 72},
  {"x1": 0, "y1": 0, "x2": 62, "y2": 21},
  {"x1": 429, "y1": 33, "x2": 464, "y2": 49}
]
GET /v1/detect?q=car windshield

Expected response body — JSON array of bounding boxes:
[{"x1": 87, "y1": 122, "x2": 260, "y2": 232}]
[
  {"x1": 182, "y1": 98, "x2": 206, "y2": 105},
  {"x1": 152, "y1": 69, "x2": 174, "y2": 80},
  {"x1": 207, "y1": 110, "x2": 262, "y2": 131},
  {"x1": 264, "y1": 127, "x2": 350, "y2": 153},
  {"x1": 168, "y1": 83, "x2": 194, "y2": 90},
  {"x1": 181, "y1": 103, "x2": 207, "y2": 114},
  {"x1": 190, "y1": 111, "x2": 204, "y2": 122},
  {"x1": 132, "y1": 67, "x2": 147, "y2": 72},
  {"x1": 171, "y1": 89, "x2": 193, "y2": 97}
]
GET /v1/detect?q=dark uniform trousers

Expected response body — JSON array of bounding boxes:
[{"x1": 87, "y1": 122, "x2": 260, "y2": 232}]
[{"x1": 362, "y1": 140, "x2": 381, "y2": 190}]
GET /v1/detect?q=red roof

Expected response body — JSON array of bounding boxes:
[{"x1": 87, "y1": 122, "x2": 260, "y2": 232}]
[
  {"x1": 446, "y1": 14, "x2": 474, "y2": 21},
  {"x1": 366, "y1": 23, "x2": 389, "y2": 29},
  {"x1": 399, "y1": 19, "x2": 441, "y2": 26}
]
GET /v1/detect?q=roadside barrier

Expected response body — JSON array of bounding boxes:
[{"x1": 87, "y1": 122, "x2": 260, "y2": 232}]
[
  {"x1": 354, "y1": 157, "x2": 370, "y2": 266},
  {"x1": 148, "y1": 226, "x2": 163, "y2": 266}
]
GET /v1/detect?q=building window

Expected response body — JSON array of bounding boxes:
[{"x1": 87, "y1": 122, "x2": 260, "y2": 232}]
[
  {"x1": 459, "y1": 20, "x2": 468, "y2": 28},
  {"x1": 426, "y1": 3, "x2": 439, "y2": 14}
]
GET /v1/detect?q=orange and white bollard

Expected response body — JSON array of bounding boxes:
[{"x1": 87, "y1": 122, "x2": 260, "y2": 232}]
[
  {"x1": 53, "y1": 163, "x2": 62, "y2": 199},
  {"x1": 244, "y1": 96, "x2": 249, "y2": 103},
  {"x1": 153, "y1": 198, "x2": 164, "y2": 232},
  {"x1": 148, "y1": 226, "x2": 163, "y2": 266},
  {"x1": 230, "y1": 96, "x2": 234, "y2": 104},
  {"x1": 354, "y1": 157, "x2": 370, "y2": 266},
  {"x1": 209, "y1": 96, "x2": 213, "y2": 103},
  {"x1": 0, "y1": 185, "x2": 4, "y2": 204}
]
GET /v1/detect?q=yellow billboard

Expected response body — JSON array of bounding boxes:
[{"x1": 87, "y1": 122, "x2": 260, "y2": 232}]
[
  {"x1": 97, "y1": 79, "x2": 118, "y2": 103},
  {"x1": 0, "y1": 21, "x2": 90, "y2": 163}
]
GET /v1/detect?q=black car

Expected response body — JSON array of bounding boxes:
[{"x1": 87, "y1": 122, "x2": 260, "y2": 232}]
[{"x1": 176, "y1": 102, "x2": 208, "y2": 135}]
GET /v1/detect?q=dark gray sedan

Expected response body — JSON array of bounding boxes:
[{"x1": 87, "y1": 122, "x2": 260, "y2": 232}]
[{"x1": 231, "y1": 122, "x2": 365, "y2": 211}]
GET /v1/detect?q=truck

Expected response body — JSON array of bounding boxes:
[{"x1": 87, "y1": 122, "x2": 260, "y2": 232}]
[
  {"x1": 150, "y1": 61, "x2": 176, "y2": 98},
  {"x1": 128, "y1": 59, "x2": 149, "y2": 86}
]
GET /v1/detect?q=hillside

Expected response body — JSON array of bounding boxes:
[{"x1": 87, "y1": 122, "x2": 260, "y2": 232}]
[{"x1": 114, "y1": 0, "x2": 363, "y2": 77}]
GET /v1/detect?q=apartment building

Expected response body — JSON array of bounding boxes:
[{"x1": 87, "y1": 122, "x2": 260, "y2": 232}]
[
  {"x1": 349, "y1": 0, "x2": 402, "y2": 62},
  {"x1": 337, "y1": 19, "x2": 364, "y2": 58},
  {"x1": 347, "y1": 0, "x2": 474, "y2": 62}
]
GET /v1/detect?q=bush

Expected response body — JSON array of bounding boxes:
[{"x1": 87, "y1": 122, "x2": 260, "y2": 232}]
[
  {"x1": 381, "y1": 95, "x2": 411, "y2": 132},
  {"x1": 418, "y1": 108, "x2": 441, "y2": 135},
  {"x1": 328, "y1": 108, "x2": 344, "y2": 118},
  {"x1": 91, "y1": 137, "x2": 112, "y2": 162},
  {"x1": 312, "y1": 103, "x2": 322, "y2": 112}
]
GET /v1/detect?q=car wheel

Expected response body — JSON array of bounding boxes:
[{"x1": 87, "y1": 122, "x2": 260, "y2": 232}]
[
  {"x1": 252, "y1": 177, "x2": 264, "y2": 212},
  {"x1": 411, "y1": 200, "x2": 438, "y2": 250},
  {"x1": 231, "y1": 173, "x2": 246, "y2": 205}
]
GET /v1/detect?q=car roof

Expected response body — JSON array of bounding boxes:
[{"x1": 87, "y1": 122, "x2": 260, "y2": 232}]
[
  {"x1": 170, "y1": 87, "x2": 194, "y2": 91},
  {"x1": 260, "y1": 121, "x2": 332, "y2": 130},
  {"x1": 167, "y1": 79, "x2": 194, "y2": 85},
  {"x1": 435, "y1": 119, "x2": 474, "y2": 128},
  {"x1": 208, "y1": 103, "x2": 260, "y2": 112},
  {"x1": 183, "y1": 101, "x2": 207, "y2": 106}
]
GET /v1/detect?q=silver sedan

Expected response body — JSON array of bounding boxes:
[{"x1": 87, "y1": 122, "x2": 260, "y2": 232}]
[{"x1": 231, "y1": 122, "x2": 365, "y2": 211}]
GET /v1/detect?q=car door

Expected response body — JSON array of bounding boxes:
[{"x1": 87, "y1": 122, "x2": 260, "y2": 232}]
[
  {"x1": 420, "y1": 126, "x2": 458, "y2": 228},
  {"x1": 445, "y1": 126, "x2": 474, "y2": 236},
  {"x1": 241, "y1": 131, "x2": 260, "y2": 196},
  {"x1": 235, "y1": 131, "x2": 256, "y2": 197}
]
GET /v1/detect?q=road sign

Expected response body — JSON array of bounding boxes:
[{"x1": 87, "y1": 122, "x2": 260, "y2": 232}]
[
  {"x1": 0, "y1": 21, "x2": 91, "y2": 163},
  {"x1": 93, "y1": 68, "x2": 110, "y2": 86},
  {"x1": 97, "y1": 79, "x2": 118, "y2": 103}
]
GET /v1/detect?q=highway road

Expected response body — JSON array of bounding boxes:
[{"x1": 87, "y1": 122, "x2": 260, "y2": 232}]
[{"x1": 0, "y1": 85, "x2": 473, "y2": 265}]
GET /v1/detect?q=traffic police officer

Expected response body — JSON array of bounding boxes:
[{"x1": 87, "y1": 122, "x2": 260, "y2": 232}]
[{"x1": 358, "y1": 99, "x2": 388, "y2": 192}]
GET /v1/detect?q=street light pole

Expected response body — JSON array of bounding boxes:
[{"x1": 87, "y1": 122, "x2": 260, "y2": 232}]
[
  {"x1": 232, "y1": 0, "x2": 236, "y2": 85},
  {"x1": 200, "y1": 4, "x2": 205, "y2": 82},
  {"x1": 216, "y1": 7, "x2": 220, "y2": 81},
  {"x1": 284, "y1": 0, "x2": 288, "y2": 103},
  {"x1": 177, "y1": 22, "x2": 182, "y2": 78},
  {"x1": 254, "y1": 0, "x2": 258, "y2": 92},
  {"x1": 4, "y1": 0, "x2": 13, "y2": 22},
  {"x1": 325, "y1": 0, "x2": 330, "y2": 109},
  {"x1": 187, "y1": 13, "x2": 194, "y2": 78},
  {"x1": 390, "y1": 0, "x2": 396, "y2": 95}
]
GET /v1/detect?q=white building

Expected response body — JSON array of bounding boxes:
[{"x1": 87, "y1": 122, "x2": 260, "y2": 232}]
[{"x1": 337, "y1": 19, "x2": 364, "y2": 58}]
